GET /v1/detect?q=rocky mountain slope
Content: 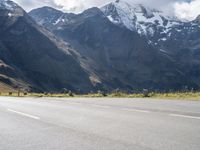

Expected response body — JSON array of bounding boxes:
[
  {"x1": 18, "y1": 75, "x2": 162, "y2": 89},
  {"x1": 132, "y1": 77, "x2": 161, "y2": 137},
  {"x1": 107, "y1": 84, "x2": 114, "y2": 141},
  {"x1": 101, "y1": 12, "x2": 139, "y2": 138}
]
[
  {"x1": 0, "y1": 0, "x2": 199, "y2": 93},
  {"x1": 0, "y1": 0, "x2": 93, "y2": 92},
  {"x1": 102, "y1": 1, "x2": 200, "y2": 90},
  {"x1": 29, "y1": 1, "x2": 200, "y2": 92}
]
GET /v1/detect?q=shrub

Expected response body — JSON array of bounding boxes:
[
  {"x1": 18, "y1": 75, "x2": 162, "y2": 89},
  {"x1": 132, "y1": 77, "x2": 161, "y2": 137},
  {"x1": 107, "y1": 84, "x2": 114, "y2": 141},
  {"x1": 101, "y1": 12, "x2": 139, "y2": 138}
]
[
  {"x1": 142, "y1": 89, "x2": 150, "y2": 97},
  {"x1": 68, "y1": 91, "x2": 74, "y2": 97}
]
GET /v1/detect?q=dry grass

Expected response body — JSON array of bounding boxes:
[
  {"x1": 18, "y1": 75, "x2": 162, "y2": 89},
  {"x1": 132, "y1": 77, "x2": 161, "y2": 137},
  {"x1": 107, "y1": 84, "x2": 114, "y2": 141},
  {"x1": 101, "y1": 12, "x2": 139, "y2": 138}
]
[
  {"x1": 150, "y1": 92, "x2": 200, "y2": 100},
  {"x1": 0, "y1": 82, "x2": 16, "y2": 93},
  {"x1": 1, "y1": 91, "x2": 200, "y2": 100}
]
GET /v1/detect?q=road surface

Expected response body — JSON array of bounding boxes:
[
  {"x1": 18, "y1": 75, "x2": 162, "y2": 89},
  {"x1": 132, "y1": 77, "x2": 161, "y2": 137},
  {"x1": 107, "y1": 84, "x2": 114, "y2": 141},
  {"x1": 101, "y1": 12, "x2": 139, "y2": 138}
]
[{"x1": 0, "y1": 97, "x2": 200, "y2": 150}]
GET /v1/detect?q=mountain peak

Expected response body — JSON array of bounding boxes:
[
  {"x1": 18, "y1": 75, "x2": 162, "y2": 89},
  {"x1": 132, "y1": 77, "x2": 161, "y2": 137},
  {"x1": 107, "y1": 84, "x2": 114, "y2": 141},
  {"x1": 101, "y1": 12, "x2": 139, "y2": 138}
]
[
  {"x1": 101, "y1": 0, "x2": 137, "y2": 31},
  {"x1": 101, "y1": 0, "x2": 180, "y2": 35},
  {"x1": 0, "y1": 0, "x2": 24, "y2": 17},
  {"x1": 101, "y1": 0, "x2": 161, "y2": 31},
  {"x1": 108, "y1": 0, "x2": 155, "y2": 16},
  {"x1": 81, "y1": 7, "x2": 103, "y2": 17},
  {"x1": 0, "y1": 0, "x2": 18, "y2": 10},
  {"x1": 30, "y1": 6, "x2": 63, "y2": 15}
]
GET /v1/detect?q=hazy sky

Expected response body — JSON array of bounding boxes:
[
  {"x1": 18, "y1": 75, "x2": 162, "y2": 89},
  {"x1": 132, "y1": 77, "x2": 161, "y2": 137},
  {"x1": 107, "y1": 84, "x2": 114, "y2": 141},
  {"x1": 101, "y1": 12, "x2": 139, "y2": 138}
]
[{"x1": 13, "y1": 0, "x2": 200, "y2": 20}]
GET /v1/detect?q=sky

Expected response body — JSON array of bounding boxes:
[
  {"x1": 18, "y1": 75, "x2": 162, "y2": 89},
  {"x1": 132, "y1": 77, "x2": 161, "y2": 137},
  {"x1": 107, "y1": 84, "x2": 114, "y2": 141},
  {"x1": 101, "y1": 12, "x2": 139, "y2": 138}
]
[{"x1": 13, "y1": 0, "x2": 200, "y2": 21}]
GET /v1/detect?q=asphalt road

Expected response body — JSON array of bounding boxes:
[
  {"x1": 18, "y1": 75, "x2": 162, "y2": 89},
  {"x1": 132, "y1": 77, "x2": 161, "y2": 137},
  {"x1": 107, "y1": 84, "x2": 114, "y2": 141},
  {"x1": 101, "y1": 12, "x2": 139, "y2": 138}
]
[{"x1": 0, "y1": 97, "x2": 200, "y2": 150}]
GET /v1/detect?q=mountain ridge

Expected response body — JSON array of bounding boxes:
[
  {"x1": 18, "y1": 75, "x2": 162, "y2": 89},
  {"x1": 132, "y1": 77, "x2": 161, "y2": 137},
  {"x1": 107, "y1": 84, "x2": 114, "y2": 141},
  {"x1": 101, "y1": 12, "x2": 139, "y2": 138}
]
[
  {"x1": 29, "y1": 3, "x2": 200, "y2": 92},
  {"x1": 1, "y1": 0, "x2": 200, "y2": 92},
  {"x1": 0, "y1": 0, "x2": 94, "y2": 93}
]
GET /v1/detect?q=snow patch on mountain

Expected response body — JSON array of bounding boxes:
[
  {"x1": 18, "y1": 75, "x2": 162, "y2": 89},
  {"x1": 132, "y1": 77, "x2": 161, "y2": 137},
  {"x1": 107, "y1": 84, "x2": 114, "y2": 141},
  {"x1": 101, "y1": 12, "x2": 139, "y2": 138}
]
[
  {"x1": 53, "y1": 15, "x2": 69, "y2": 25},
  {"x1": 101, "y1": 1, "x2": 137, "y2": 31},
  {"x1": 101, "y1": 0, "x2": 181, "y2": 36}
]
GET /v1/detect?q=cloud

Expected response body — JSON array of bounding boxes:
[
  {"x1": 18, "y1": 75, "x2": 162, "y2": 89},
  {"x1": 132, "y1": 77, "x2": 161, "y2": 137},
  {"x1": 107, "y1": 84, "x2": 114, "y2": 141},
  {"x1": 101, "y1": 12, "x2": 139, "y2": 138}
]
[
  {"x1": 13, "y1": 0, "x2": 54, "y2": 11},
  {"x1": 13, "y1": 0, "x2": 113, "y2": 12},
  {"x1": 13, "y1": 0, "x2": 178, "y2": 13},
  {"x1": 174, "y1": 0, "x2": 200, "y2": 20},
  {"x1": 47, "y1": 0, "x2": 177, "y2": 14},
  {"x1": 13, "y1": 0, "x2": 200, "y2": 20},
  {"x1": 53, "y1": 0, "x2": 112, "y2": 12}
]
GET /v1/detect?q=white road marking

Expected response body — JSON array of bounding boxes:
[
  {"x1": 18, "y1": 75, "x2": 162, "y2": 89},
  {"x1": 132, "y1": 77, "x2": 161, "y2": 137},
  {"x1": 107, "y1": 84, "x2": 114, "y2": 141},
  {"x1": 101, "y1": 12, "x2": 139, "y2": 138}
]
[
  {"x1": 7, "y1": 109, "x2": 40, "y2": 120},
  {"x1": 68, "y1": 102, "x2": 81, "y2": 105},
  {"x1": 91, "y1": 104, "x2": 111, "y2": 109},
  {"x1": 170, "y1": 114, "x2": 200, "y2": 120},
  {"x1": 123, "y1": 108, "x2": 150, "y2": 113},
  {"x1": 68, "y1": 102, "x2": 111, "y2": 108}
]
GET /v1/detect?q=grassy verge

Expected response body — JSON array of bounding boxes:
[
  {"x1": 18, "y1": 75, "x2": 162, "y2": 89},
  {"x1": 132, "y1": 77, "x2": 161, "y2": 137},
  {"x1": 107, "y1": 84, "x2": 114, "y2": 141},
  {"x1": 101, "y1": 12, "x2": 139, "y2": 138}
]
[
  {"x1": 0, "y1": 92, "x2": 72, "y2": 98},
  {"x1": 1, "y1": 91, "x2": 200, "y2": 100},
  {"x1": 149, "y1": 92, "x2": 200, "y2": 100}
]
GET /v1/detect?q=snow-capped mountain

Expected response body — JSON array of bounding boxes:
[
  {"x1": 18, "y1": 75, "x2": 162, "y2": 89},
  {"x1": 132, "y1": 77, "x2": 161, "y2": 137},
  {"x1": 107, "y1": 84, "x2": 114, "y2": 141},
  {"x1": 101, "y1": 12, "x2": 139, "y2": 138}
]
[
  {"x1": 101, "y1": 0, "x2": 200, "y2": 57},
  {"x1": 30, "y1": 0, "x2": 184, "y2": 40},
  {"x1": 29, "y1": 3, "x2": 200, "y2": 91},
  {"x1": 1, "y1": 0, "x2": 200, "y2": 92},
  {"x1": 101, "y1": 0, "x2": 181, "y2": 37}
]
